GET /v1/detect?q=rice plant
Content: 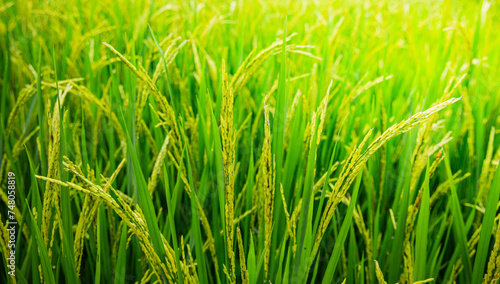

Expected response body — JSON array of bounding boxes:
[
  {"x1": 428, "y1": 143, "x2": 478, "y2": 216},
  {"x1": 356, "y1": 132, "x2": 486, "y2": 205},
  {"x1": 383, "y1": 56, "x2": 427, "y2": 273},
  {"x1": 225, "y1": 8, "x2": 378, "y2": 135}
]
[{"x1": 1, "y1": 0, "x2": 500, "y2": 283}]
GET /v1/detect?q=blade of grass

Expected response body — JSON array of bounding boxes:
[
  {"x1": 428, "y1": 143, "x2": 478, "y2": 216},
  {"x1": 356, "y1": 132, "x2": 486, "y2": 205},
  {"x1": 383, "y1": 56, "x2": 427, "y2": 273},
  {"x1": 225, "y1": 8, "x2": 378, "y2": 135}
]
[
  {"x1": 388, "y1": 132, "x2": 414, "y2": 284},
  {"x1": 163, "y1": 164, "x2": 184, "y2": 284},
  {"x1": 28, "y1": 207, "x2": 55, "y2": 284},
  {"x1": 114, "y1": 224, "x2": 127, "y2": 284},
  {"x1": 119, "y1": 110, "x2": 167, "y2": 281},
  {"x1": 248, "y1": 234, "x2": 257, "y2": 284},
  {"x1": 444, "y1": 153, "x2": 472, "y2": 282},
  {"x1": 271, "y1": 18, "x2": 289, "y2": 278},
  {"x1": 414, "y1": 161, "x2": 430, "y2": 281}
]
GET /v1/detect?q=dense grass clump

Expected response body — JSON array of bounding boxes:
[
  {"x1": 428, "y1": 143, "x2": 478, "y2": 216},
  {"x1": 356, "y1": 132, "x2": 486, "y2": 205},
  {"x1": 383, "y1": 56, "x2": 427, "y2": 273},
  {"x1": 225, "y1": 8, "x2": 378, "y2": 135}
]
[{"x1": 1, "y1": 0, "x2": 500, "y2": 283}]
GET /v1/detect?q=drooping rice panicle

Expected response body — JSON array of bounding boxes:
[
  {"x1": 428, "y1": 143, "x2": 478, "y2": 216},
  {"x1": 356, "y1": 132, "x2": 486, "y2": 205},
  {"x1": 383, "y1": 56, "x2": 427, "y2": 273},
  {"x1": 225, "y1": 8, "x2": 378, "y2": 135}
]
[
  {"x1": 36, "y1": 158, "x2": 186, "y2": 282},
  {"x1": 313, "y1": 96, "x2": 461, "y2": 258},
  {"x1": 74, "y1": 158, "x2": 126, "y2": 275},
  {"x1": 411, "y1": 75, "x2": 465, "y2": 167}
]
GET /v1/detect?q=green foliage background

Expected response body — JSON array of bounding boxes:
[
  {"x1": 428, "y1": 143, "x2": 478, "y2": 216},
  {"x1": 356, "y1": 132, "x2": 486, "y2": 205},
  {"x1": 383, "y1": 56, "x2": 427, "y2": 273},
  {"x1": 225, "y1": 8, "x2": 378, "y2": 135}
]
[{"x1": 1, "y1": 0, "x2": 500, "y2": 283}]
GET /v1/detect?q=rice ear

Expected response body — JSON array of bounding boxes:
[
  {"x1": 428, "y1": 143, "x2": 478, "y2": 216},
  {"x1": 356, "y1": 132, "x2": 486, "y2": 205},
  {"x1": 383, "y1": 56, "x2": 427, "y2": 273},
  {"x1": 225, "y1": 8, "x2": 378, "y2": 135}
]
[
  {"x1": 261, "y1": 105, "x2": 275, "y2": 279},
  {"x1": 237, "y1": 227, "x2": 249, "y2": 284},
  {"x1": 313, "y1": 96, "x2": 461, "y2": 259},
  {"x1": 221, "y1": 59, "x2": 237, "y2": 282}
]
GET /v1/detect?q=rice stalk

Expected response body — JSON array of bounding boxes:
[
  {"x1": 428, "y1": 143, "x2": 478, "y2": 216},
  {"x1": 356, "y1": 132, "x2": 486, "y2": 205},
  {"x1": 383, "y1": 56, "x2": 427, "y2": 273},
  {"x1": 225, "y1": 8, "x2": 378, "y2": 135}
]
[{"x1": 103, "y1": 42, "x2": 181, "y2": 153}]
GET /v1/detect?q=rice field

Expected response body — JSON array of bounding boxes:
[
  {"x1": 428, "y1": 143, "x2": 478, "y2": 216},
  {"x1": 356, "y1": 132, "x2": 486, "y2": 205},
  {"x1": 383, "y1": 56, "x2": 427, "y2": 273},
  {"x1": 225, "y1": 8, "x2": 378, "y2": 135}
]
[{"x1": 1, "y1": 0, "x2": 500, "y2": 283}]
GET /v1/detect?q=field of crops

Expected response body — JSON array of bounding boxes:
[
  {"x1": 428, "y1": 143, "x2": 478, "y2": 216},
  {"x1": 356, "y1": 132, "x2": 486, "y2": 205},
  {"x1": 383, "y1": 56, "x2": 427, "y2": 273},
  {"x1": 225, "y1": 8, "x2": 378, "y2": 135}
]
[{"x1": 1, "y1": 0, "x2": 500, "y2": 283}]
